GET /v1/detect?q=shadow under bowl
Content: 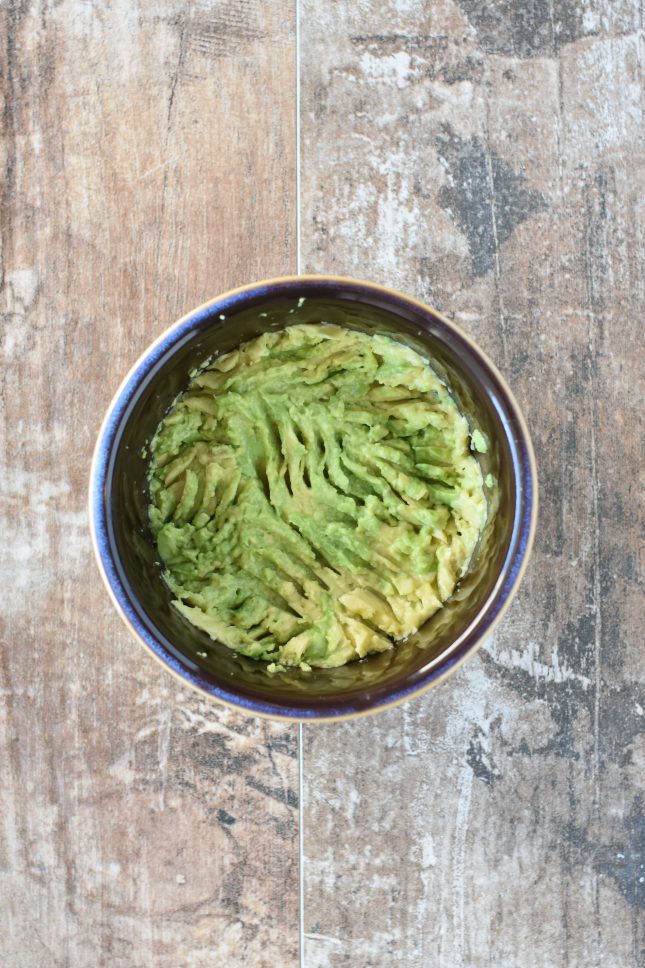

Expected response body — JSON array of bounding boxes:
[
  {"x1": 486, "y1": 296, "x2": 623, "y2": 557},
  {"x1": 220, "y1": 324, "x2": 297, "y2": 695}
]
[{"x1": 89, "y1": 275, "x2": 537, "y2": 721}]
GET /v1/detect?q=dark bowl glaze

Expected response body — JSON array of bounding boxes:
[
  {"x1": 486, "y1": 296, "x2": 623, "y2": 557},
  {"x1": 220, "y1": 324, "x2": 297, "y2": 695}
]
[{"x1": 89, "y1": 276, "x2": 537, "y2": 720}]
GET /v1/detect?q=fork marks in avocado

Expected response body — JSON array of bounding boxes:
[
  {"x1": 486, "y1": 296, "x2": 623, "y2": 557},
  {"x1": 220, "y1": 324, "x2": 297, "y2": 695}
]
[{"x1": 148, "y1": 324, "x2": 486, "y2": 669}]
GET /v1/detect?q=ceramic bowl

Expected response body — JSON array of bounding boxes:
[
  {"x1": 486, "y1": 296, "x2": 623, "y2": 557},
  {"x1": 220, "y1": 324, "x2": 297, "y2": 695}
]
[{"x1": 89, "y1": 276, "x2": 537, "y2": 720}]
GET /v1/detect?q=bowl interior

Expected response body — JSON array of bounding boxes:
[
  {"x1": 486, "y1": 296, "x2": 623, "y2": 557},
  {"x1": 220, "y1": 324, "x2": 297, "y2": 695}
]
[{"x1": 103, "y1": 281, "x2": 529, "y2": 717}]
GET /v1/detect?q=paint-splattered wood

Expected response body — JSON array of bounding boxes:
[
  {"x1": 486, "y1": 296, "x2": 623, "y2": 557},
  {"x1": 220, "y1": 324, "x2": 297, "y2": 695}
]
[
  {"x1": 0, "y1": 2, "x2": 297, "y2": 966},
  {"x1": 301, "y1": 2, "x2": 644, "y2": 966}
]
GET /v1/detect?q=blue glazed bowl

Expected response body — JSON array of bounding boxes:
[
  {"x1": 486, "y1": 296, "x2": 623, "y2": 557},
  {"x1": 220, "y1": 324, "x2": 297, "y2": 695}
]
[{"x1": 89, "y1": 276, "x2": 536, "y2": 721}]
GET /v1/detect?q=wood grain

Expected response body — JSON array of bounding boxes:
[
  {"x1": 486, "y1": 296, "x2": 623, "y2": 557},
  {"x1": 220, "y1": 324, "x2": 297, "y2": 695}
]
[
  {"x1": 0, "y1": 2, "x2": 297, "y2": 966},
  {"x1": 300, "y1": 1, "x2": 644, "y2": 966}
]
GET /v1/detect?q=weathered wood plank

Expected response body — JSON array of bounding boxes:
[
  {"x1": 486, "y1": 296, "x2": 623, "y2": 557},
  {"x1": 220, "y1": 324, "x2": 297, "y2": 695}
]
[
  {"x1": 0, "y1": 2, "x2": 297, "y2": 966},
  {"x1": 300, "y1": 2, "x2": 644, "y2": 965}
]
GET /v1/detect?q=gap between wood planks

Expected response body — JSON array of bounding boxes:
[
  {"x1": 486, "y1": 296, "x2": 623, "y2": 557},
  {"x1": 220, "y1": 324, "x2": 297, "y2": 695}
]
[{"x1": 296, "y1": 0, "x2": 305, "y2": 965}]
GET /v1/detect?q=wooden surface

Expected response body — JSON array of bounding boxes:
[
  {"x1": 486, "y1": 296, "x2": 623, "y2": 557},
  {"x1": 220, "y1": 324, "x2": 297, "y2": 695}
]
[
  {"x1": 1, "y1": 1, "x2": 643, "y2": 967},
  {"x1": 300, "y1": 2, "x2": 644, "y2": 967},
  {"x1": 0, "y1": 2, "x2": 298, "y2": 966}
]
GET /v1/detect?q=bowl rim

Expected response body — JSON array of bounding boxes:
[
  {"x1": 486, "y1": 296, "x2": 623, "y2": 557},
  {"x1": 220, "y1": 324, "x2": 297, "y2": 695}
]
[{"x1": 89, "y1": 273, "x2": 538, "y2": 722}]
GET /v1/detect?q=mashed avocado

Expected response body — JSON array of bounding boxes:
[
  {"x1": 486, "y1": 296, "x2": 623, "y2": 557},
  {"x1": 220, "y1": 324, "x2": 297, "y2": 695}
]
[{"x1": 148, "y1": 324, "x2": 486, "y2": 669}]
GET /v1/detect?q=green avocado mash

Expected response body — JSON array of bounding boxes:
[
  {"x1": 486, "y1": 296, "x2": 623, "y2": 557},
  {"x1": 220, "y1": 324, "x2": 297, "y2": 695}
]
[{"x1": 148, "y1": 324, "x2": 487, "y2": 669}]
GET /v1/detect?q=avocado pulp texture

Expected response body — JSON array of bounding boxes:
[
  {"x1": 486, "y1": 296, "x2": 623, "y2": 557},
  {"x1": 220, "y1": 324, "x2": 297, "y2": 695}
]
[{"x1": 148, "y1": 324, "x2": 487, "y2": 669}]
